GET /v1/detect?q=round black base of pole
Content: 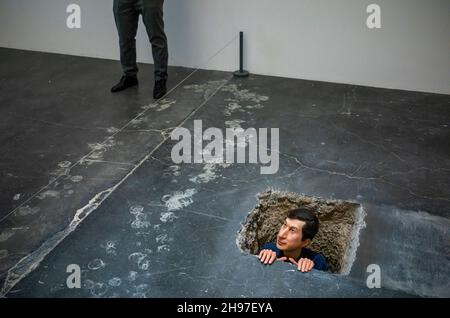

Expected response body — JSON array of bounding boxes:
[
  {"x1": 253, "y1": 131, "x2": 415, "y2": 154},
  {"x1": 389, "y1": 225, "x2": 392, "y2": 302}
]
[{"x1": 233, "y1": 70, "x2": 249, "y2": 78}]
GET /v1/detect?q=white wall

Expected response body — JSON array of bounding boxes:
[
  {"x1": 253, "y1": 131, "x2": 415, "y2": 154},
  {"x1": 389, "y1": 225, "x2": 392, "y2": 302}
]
[{"x1": 0, "y1": 0, "x2": 449, "y2": 94}]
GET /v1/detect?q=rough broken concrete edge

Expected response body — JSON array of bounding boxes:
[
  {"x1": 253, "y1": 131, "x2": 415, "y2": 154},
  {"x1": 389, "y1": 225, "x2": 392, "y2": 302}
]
[
  {"x1": 340, "y1": 205, "x2": 367, "y2": 276},
  {"x1": 235, "y1": 226, "x2": 250, "y2": 255},
  {"x1": 235, "y1": 213, "x2": 252, "y2": 254},
  {"x1": 234, "y1": 188, "x2": 276, "y2": 255}
]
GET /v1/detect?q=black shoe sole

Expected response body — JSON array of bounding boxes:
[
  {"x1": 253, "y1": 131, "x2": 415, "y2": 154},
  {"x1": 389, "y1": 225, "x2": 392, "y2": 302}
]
[
  {"x1": 153, "y1": 91, "x2": 167, "y2": 100},
  {"x1": 111, "y1": 81, "x2": 138, "y2": 93}
]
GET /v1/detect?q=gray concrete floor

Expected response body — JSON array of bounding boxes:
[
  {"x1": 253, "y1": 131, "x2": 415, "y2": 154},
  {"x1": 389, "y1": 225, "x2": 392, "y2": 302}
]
[{"x1": 0, "y1": 48, "x2": 449, "y2": 298}]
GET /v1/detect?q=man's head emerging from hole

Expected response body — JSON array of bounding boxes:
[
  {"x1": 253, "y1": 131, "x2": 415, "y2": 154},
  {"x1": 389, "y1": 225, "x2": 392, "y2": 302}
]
[
  {"x1": 276, "y1": 208, "x2": 319, "y2": 253},
  {"x1": 258, "y1": 207, "x2": 327, "y2": 271}
]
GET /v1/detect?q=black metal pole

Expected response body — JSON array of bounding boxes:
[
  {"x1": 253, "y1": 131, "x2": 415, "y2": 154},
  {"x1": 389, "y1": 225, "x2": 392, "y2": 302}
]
[
  {"x1": 239, "y1": 31, "x2": 244, "y2": 72},
  {"x1": 234, "y1": 31, "x2": 249, "y2": 77}
]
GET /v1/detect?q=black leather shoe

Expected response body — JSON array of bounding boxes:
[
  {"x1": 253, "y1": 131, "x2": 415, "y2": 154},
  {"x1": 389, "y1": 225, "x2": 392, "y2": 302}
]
[
  {"x1": 153, "y1": 79, "x2": 167, "y2": 99},
  {"x1": 111, "y1": 76, "x2": 138, "y2": 93}
]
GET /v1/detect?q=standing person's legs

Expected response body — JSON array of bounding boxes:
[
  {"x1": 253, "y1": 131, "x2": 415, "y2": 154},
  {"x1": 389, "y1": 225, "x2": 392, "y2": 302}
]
[
  {"x1": 113, "y1": 0, "x2": 140, "y2": 77},
  {"x1": 141, "y1": 0, "x2": 168, "y2": 82}
]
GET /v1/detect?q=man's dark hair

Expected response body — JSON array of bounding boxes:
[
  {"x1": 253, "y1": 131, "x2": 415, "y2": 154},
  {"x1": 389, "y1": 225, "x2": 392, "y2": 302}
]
[{"x1": 287, "y1": 208, "x2": 319, "y2": 241}]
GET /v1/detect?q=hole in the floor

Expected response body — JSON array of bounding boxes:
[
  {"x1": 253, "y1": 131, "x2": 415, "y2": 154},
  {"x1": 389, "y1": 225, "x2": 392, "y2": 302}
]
[{"x1": 236, "y1": 189, "x2": 366, "y2": 274}]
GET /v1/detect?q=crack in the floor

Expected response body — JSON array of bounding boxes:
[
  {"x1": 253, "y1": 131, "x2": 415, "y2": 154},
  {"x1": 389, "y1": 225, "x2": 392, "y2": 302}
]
[
  {"x1": 0, "y1": 75, "x2": 233, "y2": 297},
  {"x1": 277, "y1": 149, "x2": 450, "y2": 203}
]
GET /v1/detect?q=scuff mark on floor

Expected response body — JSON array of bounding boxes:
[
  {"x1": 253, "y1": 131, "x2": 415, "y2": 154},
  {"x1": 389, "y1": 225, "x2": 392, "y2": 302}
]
[
  {"x1": 190, "y1": 162, "x2": 231, "y2": 184},
  {"x1": 0, "y1": 229, "x2": 16, "y2": 242},
  {"x1": 160, "y1": 212, "x2": 177, "y2": 223},
  {"x1": 84, "y1": 137, "x2": 116, "y2": 164},
  {"x1": 225, "y1": 119, "x2": 245, "y2": 130},
  {"x1": 101, "y1": 241, "x2": 118, "y2": 256},
  {"x1": 141, "y1": 99, "x2": 176, "y2": 112},
  {"x1": 108, "y1": 277, "x2": 121, "y2": 287},
  {"x1": 58, "y1": 161, "x2": 72, "y2": 169},
  {"x1": 161, "y1": 188, "x2": 197, "y2": 211},
  {"x1": 0, "y1": 250, "x2": 8, "y2": 260},
  {"x1": 107, "y1": 127, "x2": 120, "y2": 134},
  {"x1": 16, "y1": 206, "x2": 40, "y2": 216},
  {"x1": 70, "y1": 175, "x2": 83, "y2": 183},
  {"x1": 87, "y1": 258, "x2": 106, "y2": 271},
  {"x1": 36, "y1": 190, "x2": 60, "y2": 200}
]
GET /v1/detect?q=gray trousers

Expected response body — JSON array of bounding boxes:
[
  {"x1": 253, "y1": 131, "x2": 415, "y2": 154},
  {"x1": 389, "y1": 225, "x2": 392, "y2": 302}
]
[{"x1": 113, "y1": 0, "x2": 168, "y2": 81}]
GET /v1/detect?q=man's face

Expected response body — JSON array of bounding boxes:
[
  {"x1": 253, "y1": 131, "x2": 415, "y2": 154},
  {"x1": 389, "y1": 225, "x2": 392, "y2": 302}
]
[{"x1": 276, "y1": 218, "x2": 309, "y2": 252}]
